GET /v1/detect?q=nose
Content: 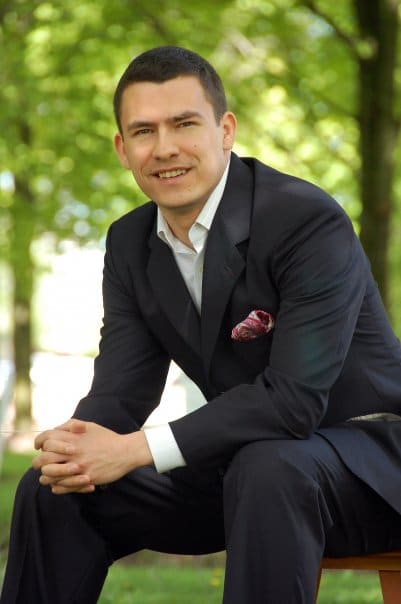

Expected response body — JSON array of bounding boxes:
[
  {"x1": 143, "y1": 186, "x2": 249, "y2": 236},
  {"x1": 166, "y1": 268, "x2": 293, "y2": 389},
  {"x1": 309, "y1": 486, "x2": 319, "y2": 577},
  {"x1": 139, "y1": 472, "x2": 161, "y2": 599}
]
[{"x1": 152, "y1": 130, "x2": 179, "y2": 160}]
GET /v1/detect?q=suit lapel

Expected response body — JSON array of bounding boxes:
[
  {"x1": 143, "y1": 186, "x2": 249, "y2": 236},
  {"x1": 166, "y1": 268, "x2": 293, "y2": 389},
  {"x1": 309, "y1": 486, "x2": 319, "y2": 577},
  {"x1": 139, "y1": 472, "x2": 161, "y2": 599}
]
[
  {"x1": 147, "y1": 231, "x2": 201, "y2": 355},
  {"x1": 201, "y1": 155, "x2": 254, "y2": 377}
]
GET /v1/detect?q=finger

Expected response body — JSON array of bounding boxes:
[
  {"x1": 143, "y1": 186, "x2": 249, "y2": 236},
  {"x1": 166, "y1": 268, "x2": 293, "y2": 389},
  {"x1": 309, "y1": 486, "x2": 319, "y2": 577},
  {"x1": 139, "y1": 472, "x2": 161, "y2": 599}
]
[
  {"x1": 34, "y1": 420, "x2": 87, "y2": 450},
  {"x1": 40, "y1": 438, "x2": 76, "y2": 455},
  {"x1": 53, "y1": 475, "x2": 92, "y2": 488},
  {"x1": 34, "y1": 430, "x2": 73, "y2": 450},
  {"x1": 40, "y1": 462, "x2": 81, "y2": 479},
  {"x1": 51, "y1": 484, "x2": 95, "y2": 495},
  {"x1": 40, "y1": 473, "x2": 91, "y2": 488},
  {"x1": 34, "y1": 430, "x2": 53, "y2": 450},
  {"x1": 32, "y1": 452, "x2": 69, "y2": 470}
]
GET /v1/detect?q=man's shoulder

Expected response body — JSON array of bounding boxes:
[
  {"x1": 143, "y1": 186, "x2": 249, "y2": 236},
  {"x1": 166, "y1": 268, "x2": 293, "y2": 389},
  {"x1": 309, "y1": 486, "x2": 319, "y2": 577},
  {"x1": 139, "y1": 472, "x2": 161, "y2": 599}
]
[
  {"x1": 104, "y1": 201, "x2": 156, "y2": 264},
  {"x1": 111, "y1": 200, "x2": 156, "y2": 233},
  {"x1": 245, "y1": 157, "x2": 337, "y2": 206},
  {"x1": 113, "y1": 201, "x2": 157, "y2": 228},
  {"x1": 239, "y1": 156, "x2": 353, "y2": 253},
  {"x1": 242, "y1": 156, "x2": 347, "y2": 222}
]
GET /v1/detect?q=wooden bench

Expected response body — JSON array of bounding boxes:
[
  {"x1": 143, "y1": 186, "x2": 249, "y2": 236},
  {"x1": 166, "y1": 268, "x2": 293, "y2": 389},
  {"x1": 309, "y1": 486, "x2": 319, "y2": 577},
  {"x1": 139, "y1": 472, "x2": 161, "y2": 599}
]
[{"x1": 316, "y1": 551, "x2": 401, "y2": 603}]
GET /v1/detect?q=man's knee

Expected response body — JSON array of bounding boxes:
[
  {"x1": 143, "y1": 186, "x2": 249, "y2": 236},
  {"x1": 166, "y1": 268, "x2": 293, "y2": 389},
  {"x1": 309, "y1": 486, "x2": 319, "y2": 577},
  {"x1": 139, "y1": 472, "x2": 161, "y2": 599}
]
[
  {"x1": 15, "y1": 467, "x2": 42, "y2": 504},
  {"x1": 14, "y1": 467, "x2": 73, "y2": 520},
  {"x1": 223, "y1": 438, "x2": 334, "y2": 542},
  {"x1": 223, "y1": 438, "x2": 328, "y2": 501}
]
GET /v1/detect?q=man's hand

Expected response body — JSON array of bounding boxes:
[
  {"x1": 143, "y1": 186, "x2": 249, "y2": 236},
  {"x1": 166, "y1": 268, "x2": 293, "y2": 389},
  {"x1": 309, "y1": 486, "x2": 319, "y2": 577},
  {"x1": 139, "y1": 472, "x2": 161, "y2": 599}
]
[{"x1": 32, "y1": 419, "x2": 153, "y2": 495}]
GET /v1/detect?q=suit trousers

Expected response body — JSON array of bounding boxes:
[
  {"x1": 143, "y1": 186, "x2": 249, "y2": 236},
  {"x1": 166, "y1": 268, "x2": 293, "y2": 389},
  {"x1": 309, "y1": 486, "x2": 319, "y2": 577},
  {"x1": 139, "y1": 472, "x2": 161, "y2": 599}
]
[{"x1": 2, "y1": 433, "x2": 401, "y2": 604}]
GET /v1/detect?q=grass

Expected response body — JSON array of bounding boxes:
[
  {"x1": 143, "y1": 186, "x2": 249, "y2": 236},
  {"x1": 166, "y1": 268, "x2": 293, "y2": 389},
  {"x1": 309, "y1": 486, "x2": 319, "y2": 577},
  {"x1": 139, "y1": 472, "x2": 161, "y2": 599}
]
[
  {"x1": 98, "y1": 565, "x2": 383, "y2": 604},
  {"x1": 0, "y1": 450, "x2": 32, "y2": 554},
  {"x1": 100, "y1": 566, "x2": 225, "y2": 604},
  {"x1": 0, "y1": 451, "x2": 384, "y2": 603}
]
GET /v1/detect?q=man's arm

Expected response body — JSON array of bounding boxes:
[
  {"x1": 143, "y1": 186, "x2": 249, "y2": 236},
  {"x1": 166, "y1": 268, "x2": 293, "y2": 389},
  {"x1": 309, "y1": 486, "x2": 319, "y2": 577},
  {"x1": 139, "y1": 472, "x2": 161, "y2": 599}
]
[
  {"x1": 73, "y1": 223, "x2": 170, "y2": 431},
  {"x1": 34, "y1": 223, "x2": 170, "y2": 492}
]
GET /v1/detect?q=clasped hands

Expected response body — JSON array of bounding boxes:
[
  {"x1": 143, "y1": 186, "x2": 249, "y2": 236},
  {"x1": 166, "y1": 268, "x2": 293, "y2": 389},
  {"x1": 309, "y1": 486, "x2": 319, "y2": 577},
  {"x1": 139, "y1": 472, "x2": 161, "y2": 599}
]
[{"x1": 32, "y1": 419, "x2": 153, "y2": 495}]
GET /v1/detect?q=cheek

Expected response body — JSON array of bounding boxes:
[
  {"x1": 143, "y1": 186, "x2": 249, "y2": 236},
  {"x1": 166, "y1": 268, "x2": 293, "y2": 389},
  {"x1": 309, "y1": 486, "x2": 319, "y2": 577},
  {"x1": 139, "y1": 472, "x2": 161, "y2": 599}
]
[
  {"x1": 125, "y1": 154, "x2": 145, "y2": 182},
  {"x1": 125, "y1": 140, "x2": 147, "y2": 159},
  {"x1": 126, "y1": 151, "x2": 145, "y2": 174}
]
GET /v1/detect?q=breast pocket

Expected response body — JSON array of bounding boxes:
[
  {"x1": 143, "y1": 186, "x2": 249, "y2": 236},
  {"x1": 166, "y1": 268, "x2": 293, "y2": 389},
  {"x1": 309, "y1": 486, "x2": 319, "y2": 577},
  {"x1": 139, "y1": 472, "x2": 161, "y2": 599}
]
[{"x1": 231, "y1": 331, "x2": 273, "y2": 373}]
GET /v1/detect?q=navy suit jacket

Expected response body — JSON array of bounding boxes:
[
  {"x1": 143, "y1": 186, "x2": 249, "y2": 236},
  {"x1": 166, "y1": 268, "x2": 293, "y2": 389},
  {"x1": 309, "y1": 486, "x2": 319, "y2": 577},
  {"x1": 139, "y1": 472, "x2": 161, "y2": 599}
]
[{"x1": 74, "y1": 154, "x2": 401, "y2": 514}]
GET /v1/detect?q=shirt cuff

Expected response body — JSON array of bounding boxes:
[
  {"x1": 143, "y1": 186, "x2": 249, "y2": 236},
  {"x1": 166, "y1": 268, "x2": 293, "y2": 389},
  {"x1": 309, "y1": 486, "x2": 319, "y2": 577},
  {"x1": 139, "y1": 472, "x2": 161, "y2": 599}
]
[{"x1": 143, "y1": 424, "x2": 187, "y2": 473}]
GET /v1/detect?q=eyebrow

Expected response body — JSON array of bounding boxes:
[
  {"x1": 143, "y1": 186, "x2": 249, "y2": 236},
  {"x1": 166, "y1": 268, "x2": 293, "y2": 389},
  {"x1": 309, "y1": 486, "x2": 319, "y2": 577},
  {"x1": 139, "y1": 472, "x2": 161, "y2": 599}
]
[{"x1": 126, "y1": 111, "x2": 203, "y2": 132}]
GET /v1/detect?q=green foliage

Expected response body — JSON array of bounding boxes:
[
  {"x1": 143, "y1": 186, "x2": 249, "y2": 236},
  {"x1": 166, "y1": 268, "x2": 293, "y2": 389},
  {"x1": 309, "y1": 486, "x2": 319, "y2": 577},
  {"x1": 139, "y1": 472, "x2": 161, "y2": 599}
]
[
  {"x1": 213, "y1": 1, "x2": 360, "y2": 219},
  {"x1": 1, "y1": 1, "x2": 140, "y2": 256}
]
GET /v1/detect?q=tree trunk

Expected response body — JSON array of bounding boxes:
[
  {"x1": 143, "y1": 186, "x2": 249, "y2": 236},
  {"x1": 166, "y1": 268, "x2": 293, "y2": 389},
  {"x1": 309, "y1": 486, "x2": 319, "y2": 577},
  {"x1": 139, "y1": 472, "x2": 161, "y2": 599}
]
[
  {"x1": 354, "y1": 0, "x2": 400, "y2": 309},
  {"x1": 13, "y1": 283, "x2": 33, "y2": 430},
  {"x1": 11, "y1": 176, "x2": 35, "y2": 430}
]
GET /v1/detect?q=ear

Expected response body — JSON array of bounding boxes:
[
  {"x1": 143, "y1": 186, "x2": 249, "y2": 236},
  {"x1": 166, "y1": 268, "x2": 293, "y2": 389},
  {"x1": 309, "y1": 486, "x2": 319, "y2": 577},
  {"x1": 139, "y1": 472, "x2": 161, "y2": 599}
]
[
  {"x1": 221, "y1": 112, "x2": 237, "y2": 151},
  {"x1": 114, "y1": 132, "x2": 130, "y2": 169}
]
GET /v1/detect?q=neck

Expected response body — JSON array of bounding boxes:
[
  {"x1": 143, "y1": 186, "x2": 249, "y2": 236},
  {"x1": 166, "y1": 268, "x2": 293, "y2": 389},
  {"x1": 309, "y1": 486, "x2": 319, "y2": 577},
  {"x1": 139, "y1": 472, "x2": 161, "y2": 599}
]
[{"x1": 161, "y1": 207, "x2": 201, "y2": 249}]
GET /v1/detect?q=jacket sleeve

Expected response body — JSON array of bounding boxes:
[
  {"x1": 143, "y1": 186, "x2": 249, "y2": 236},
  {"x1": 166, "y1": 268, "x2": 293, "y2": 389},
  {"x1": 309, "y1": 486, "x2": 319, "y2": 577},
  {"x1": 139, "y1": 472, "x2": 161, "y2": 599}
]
[
  {"x1": 73, "y1": 223, "x2": 170, "y2": 433},
  {"x1": 170, "y1": 199, "x2": 369, "y2": 467}
]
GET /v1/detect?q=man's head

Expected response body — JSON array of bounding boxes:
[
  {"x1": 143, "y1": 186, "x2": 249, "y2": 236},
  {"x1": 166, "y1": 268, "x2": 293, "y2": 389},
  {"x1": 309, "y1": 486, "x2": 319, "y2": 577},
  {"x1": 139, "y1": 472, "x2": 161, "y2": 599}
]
[
  {"x1": 113, "y1": 46, "x2": 227, "y2": 134},
  {"x1": 113, "y1": 47, "x2": 236, "y2": 225}
]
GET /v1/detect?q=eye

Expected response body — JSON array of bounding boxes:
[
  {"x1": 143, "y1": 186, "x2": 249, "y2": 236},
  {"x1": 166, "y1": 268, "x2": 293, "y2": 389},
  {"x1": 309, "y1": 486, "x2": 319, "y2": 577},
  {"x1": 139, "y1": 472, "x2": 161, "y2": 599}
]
[
  {"x1": 178, "y1": 121, "x2": 195, "y2": 128},
  {"x1": 133, "y1": 128, "x2": 152, "y2": 137}
]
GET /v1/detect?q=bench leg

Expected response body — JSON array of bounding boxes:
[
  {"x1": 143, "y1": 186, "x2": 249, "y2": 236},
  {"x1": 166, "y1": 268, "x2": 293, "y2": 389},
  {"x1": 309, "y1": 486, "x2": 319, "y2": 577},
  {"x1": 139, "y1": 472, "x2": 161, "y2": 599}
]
[
  {"x1": 379, "y1": 570, "x2": 401, "y2": 604},
  {"x1": 315, "y1": 568, "x2": 322, "y2": 603}
]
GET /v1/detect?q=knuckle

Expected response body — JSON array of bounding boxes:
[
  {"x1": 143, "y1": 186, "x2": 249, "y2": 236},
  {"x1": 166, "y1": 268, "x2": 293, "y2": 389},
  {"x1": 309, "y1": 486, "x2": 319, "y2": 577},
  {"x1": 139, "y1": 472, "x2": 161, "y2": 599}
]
[{"x1": 42, "y1": 440, "x2": 52, "y2": 452}]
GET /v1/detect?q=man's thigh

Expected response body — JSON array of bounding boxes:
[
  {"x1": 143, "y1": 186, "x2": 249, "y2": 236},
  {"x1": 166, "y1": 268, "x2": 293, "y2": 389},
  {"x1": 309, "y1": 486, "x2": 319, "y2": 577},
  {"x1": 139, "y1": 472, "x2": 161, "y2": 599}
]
[
  {"x1": 79, "y1": 465, "x2": 225, "y2": 561},
  {"x1": 223, "y1": 435, "x2": 401, "y2": 557}
]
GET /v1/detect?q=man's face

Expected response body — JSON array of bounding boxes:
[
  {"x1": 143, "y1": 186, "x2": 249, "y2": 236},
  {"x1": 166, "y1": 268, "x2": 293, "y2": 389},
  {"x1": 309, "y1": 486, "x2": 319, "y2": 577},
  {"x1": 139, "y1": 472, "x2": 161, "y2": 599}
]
[{"x1": 114, "y1": 76, "x2": 236, "y2": 219}]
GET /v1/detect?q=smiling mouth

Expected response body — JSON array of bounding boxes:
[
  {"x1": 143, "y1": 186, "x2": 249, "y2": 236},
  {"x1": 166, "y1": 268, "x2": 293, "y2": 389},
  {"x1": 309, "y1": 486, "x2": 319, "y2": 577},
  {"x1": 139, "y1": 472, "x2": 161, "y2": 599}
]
[{"x1": 156, "y1": 168, "x2": 189, "y2": 179}]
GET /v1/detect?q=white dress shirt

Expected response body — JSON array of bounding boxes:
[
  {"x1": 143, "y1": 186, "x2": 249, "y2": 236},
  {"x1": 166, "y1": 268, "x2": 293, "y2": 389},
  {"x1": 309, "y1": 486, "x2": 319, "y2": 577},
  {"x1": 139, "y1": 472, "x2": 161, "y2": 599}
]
[{"x1": 144, "y1": 158, "x2": 231, "y2": 472}]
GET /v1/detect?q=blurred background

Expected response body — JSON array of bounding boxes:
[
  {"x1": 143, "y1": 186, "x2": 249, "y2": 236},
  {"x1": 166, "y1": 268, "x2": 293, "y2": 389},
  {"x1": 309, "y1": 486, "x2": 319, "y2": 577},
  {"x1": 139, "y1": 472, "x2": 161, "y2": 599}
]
[{"x1": 1, "y1": 0, "x2": 401, "y2": 452}]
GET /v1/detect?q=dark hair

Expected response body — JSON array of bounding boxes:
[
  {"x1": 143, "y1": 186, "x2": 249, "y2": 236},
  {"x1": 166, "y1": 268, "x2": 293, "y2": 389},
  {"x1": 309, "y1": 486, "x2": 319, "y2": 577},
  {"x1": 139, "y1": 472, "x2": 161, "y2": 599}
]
[{"x1": 113, "y1": 46, "x2": 227, "y2": 133}]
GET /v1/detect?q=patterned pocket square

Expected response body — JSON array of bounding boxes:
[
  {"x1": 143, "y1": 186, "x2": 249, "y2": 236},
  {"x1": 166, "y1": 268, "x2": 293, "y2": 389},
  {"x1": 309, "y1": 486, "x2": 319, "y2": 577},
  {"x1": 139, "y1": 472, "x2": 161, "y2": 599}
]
[{"x1": 231, "y1": 310, "x2": 275, "y2": 342}]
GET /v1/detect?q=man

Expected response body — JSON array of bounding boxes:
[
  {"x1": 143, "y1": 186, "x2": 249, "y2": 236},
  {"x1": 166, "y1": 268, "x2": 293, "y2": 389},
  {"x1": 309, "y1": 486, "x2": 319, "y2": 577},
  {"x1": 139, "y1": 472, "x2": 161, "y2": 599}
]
[{"x1": 2, "y1": 45, "x2": 401, "y2": 604}]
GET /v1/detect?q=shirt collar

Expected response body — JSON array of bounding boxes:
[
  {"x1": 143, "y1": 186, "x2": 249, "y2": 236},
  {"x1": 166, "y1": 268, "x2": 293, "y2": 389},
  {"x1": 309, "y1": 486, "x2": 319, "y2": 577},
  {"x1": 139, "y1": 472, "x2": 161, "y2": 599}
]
[{"x1": 157, "y1": 156, "x2": 231, "y2": 248}]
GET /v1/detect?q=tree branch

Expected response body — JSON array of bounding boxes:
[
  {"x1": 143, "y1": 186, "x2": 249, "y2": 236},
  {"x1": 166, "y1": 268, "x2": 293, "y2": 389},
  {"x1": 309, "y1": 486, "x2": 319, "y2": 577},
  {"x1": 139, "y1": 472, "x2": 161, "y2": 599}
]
[
  {"x1": 259, "y1": 126, "x2": 359, "y2": 182},
  {"x1": 137, "y1": 6, "x2": 179, "y2": 45},
  {"x1": 297, "y1": 0, "x2": 360, "y2": 57},
  {"x1": 260, "y1": 67, "x2": 356, "y2": 121},
  {"x1": 0, "y1": 1, "x2": 13, "y2": 26}
]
